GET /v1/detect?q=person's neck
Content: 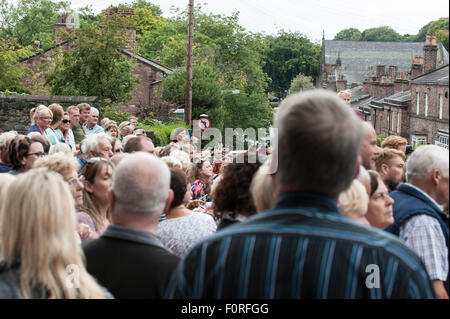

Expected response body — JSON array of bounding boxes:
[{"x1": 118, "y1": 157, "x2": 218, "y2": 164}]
[
  {"x1": 70, "y1": 122, "x2": 77, "y2": 129},
  {"x1": 410, "y1": 180, "x2": 439, "y2": 203},
  {"x1": 87, "y1": 122, "x2": 95, "y2": 129},
  {"x1": 166, "y1": 205, "x2": 192, "y2": 219},
  {"x1": 50, "y1": 123, "x2": 59, "y2": 130}
]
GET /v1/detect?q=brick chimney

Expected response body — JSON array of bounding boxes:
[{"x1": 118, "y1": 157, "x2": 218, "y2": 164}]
[
  {"x1": 423, "y1": 34, "x2": 437, "y2": 73},
  {"x1": 55, "y1": 13, "x2": 77, "y2": 45},
  {"x1": 410, "y1": 55, "x2": 423, "y2": 79},
  {"x1": 101, "y1": 7, "x2": 136, "y2": 50},
  {"x1": 376, "y1": 65, "x2": 385, "y2": 78}
]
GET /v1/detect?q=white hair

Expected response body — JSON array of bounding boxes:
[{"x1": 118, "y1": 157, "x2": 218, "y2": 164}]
[
  {"x1": 406, "y1": 145, "x2": 449, "y2": 182},
  {"x1": 0, "y1": 131, "x2": 18, "y2": 148},
  {"x1": 169, "y1": 149, "x2": 191, "y2": 171},
  {"x1": 356, "y1": 165, "x2": 370, "y2": 186},
  {"x1": 112, "y1": 152, "x2": 171, "y2": 215},
  {"x1": 90, "y1": 107, "x2": 99, "y2": 116},
  {"x1": 80, "y1": 132, "x2": 112, "y2": 156}
]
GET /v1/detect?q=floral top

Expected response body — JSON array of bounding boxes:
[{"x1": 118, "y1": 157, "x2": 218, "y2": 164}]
[
  {"x1": 76, "y1": 211, "x2": 104, "y2": 239},
  {"x1": 157, "y1": 213, "x2": 217, "y2": 258},
  {"x1": 191, "y1": 179, "x2": 208, "y2": 202}
]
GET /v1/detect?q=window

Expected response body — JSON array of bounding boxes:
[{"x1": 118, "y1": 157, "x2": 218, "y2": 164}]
[
  {"x1": 439, "y1": 94, "x2": 443, "y2": 119},
  {"x1": 412, "y1": 135, "x2": 427, "y2": 147},
  {"x1": 425, "y1": 93, "x2": 428, "y2": 117},
  {"x1": 391, "y1": 112, "x2": 395, "y2": 131},
  {"x1": 416, "y1": 92, "x2": 420, "y2": 115},
  {"x1": 397, "y1": 112, "x2": 401, "y2": 133},
  {"x1": 436, "y1": 131, "x2": 449, "y2": 149}
]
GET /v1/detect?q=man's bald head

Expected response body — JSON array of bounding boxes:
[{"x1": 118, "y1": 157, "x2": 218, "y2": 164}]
[
  {"x1": 360, "y1": 122, "x2": 380, "y2": 170},
  {"x1": 112, "y1": 152, "x2": 171, "y2": 215}
]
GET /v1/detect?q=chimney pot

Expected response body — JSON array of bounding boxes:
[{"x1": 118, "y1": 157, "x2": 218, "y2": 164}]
[
  {"x1": 426, "y1": 34, "x2": 432, "y2": 45},
  {"x1": 431, "y1": 36, "x2": 436, "y2": 46}
]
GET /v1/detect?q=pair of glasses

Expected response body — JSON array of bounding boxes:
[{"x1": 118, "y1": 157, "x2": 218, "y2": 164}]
[
  {"x1": 62, "y1": 119, "x2": 71, "y2": 123},
  {"x1": 26, "y1": 152, "x2": 46, "y2": 157}
]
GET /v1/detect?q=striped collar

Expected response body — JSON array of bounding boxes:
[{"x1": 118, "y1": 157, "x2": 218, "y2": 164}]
[{"x1": 275, "y1": 191, "x2": 340, "y2": 214}]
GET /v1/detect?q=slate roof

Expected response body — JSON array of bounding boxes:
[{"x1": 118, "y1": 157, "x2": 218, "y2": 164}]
[
  {"x1": 324, "y1": 40, "x2": 449, "y2": 85},
  {"x1": 384, "y1": 90, "x2": 411, "y2": 107},
  {"x1": 410, "y1": 64, "x2": 449, "y2": 83}
]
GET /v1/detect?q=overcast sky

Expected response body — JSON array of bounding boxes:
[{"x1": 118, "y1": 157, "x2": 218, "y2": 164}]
[{"x1": 66, "y1": 0, "x2": 448, "y2": 43}]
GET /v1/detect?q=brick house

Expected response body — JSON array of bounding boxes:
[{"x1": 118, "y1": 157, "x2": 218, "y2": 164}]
[
  {"x1": 352, "y1": 36, "x2": 449, "y2": 149},
  {"x1": 19, "y1": 8, "x2": 173, "y2": 117}
]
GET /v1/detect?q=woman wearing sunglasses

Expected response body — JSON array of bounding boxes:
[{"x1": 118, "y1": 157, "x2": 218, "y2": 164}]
[
  {"x1": 78, "y1": 158, "x2": 115, "y2": 237},
  {"x1": 55, "y1": 112, "x2": 76, "y2": 151}
]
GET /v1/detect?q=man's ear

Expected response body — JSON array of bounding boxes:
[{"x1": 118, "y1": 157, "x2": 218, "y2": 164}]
[
  {"x1": 163, "y1": 189, "x2": 174, "y2": 214},
  {"x1": 431, "y1": 169, "x2": 441, "y2": 185},
  {"x1": 380, "y1": 163, "x2": 389, "y2": 175}
]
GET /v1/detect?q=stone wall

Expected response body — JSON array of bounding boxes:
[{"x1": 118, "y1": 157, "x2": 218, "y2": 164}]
[{"x1": 0, "y1": 95, "x2": 98, "y2": 134}]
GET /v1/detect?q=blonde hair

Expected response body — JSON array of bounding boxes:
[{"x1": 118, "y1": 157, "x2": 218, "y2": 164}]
[
  {"x1": 33, "y1": 153, "x2": 78, "y2": 177},
  {"x1": 160, "y1": 156, "x2": 182, "y2": 169},
  {"x1": 0, "y1": 174, "x2": 15, "y2": 203},
  {"x1": 0, "y1": 168, "x2": 105, "y2": 299},
  {"x1": 375, "y1": 148, "x2": 406, "y2": 173},
  {"x1": 49, "y1": 143, "x2": 73, "y2": 156},
  {"x1": 250, "y1": 161, "x2": 277, "y2": 212},
  {"x1": 338, "y1": 179, "x2": 369, "y2": 218},
  {"x1": 33, "y1": 105, "x2": 53, "y2": 121},
  {"x1": 48, "y1": 103, "x2": 64, "y2": 126}
]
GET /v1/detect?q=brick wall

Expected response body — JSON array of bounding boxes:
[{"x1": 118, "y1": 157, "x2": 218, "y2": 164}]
[
  {"x1": 410, "y1": 83, "x2": 449, "y2": 143},
  {"x1": 0, "y1": 95, "x2": 98, "y2": 133}
]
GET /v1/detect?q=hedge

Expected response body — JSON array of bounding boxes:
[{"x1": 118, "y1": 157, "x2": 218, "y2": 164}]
[{"x1": 138, "y1": 121, "x2": 189, "y2": 147}]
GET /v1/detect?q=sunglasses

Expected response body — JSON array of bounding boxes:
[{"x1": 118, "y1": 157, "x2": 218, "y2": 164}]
[{"x1": 62, "y1": 119, "x2": 71, "y2": 123}]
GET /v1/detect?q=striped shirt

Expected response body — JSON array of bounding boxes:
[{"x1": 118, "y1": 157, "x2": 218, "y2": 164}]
[{"x1": 165, "y1": 192, "x2": 435, "y2": 299}]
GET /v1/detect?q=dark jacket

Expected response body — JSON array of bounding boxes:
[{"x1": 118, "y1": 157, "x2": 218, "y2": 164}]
[{"x1": 83, "y1": 224, "x2": 180, "y2": 299}]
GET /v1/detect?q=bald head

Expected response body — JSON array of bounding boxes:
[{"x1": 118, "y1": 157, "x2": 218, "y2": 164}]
[
  {"x1": 360, "y1": 122, "x2": 380, "y2": 170},
  {"x1": 112, "y1": 152, "x2": 171, "y2": 215}
]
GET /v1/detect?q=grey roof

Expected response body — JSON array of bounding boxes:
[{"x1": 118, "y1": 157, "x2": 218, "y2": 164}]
[
  {"x1": 324, "y1": 40, "x2": 449, "y2": 85},
  {"x1": 384, "y1": 90, "x2": 411, "y2": 107},
  {"x1": 122, "y1": 50, "x2": 173, "y2": 74},
  {"x1": 410, "y1": 65, "x2": 449, "y2": 83}
]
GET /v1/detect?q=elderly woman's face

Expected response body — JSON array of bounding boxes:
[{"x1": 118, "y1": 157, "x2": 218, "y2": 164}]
[
  {"x1": 63, "y1": 169, "x2": 84, "y2": 209},
  {"x1": 366, "y1": 178, "x2": 395, "y2": 229},
  {"x1": 36, "y1": 111, "x2": 52, "y2": 130}
]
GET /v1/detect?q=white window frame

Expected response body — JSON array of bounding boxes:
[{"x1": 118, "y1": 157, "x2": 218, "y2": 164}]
[
  {"x1": 412, "y1": 135, "x2": 427, "y2": 147},
  {"x1": 425, "y1": 93, "x2": 428, "y2": 117},
  {"x1": 416, "y1": 92, "x2": 420, "y2": 115},
  {"x1": 397, "y1": 112, "x2": 400, "y2": 133},
  {"x1": 391, "y1": 112, "x2": 395, "y2": 131},
  {"x1": 439, "y1": 94, "x2": 443, "y2": 119}
]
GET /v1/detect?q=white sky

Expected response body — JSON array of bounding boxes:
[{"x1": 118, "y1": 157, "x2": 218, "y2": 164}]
[{"x1": 50, "y1": 0, "x2": 450, "y2": 43}]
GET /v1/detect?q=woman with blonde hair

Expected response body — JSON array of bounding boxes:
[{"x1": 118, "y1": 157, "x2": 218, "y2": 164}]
[
  {"x1": 78, "y1": 158, "x2": 114, "y2": 236},
  {"x1": 25, "y1": 105, "x2": 53, "y2": 137},
  {"x1": 45, "y1": 103, "x2": 65, "y2": 146},
  {"x1": 338, "y1": 179, "x2": 371, "y2": 226},
  {"x1": 0, "y1": 168, "x2": 110, "y2": 298}
]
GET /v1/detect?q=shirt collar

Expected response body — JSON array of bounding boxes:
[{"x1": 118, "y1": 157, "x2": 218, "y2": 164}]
[
  {"x1": 275, "y1": 191, "x2": 340, "y2": 214},
  {"x1": 102, "y1": 224, "x2": 166, "y2": 249},
  {"x1": 403, "y1": 183, "x2": 443, "y2": 211}
]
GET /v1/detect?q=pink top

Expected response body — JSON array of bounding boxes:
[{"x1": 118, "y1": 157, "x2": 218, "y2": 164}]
[{"x1": 76, "y1": 211, "x2": 102, "y2": 239}]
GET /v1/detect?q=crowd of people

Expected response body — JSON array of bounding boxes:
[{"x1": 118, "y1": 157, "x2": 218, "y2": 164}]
[{"x1": 0, "y1": 90, "x2": 448, "y2": 299}]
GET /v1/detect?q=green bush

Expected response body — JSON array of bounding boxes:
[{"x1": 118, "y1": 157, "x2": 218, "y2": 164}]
[
  {"x1": 100, "y1": 106, "x2": 131, "y2": 124},
  {"x1": 138, "y1": 121, "x2": 189, "y2": 147}
]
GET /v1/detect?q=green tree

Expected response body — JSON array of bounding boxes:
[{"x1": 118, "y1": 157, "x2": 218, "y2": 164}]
[
  {"x1": 334, "y1": 28, "x2": 362, "y2": 41},
  {"x1": 0, "y1": 38, "x2": 33, "y2": 92},
  {"x1": 289, "y1": 73, "x2": 314, "y2": 94},
  {"x1": 263, "y1": 31, "x2": 321, "y2": 98},
  {"x1": 361, "y1": 26, "x2": 402, "y2": 42},
  {"x1": 0, "y1": 0, "x2": 70, "y2": 50},
  {"x1": 45, "y1": 12, "x2": 140, "y2": 106}
]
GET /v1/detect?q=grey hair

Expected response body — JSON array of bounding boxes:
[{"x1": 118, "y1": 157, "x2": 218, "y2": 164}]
[
  {"x1": 406, "y1": 145, "x2": 449, "y2": 182},
  {"x1": 90, "y1": 107, "x2": 99, "y2": 116},
  {"x1": 274, "y1": 89, "x2": 363, "y2": 195},
  {"x1": 80, "y1": 132, "x2": 113, "y2": 157},
  {"x1": 357, "y1": 165, "x2": 370, "y2": 186},
  {"x1": 0, "y1": 131, "x2": 18, "y2": 148},
  {"x1": 112, "y1": 152, "x2": 171, "y2": 215}
]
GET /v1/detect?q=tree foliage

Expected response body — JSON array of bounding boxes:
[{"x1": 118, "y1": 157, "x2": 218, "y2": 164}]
[
  {"x1": 334, "y1": 28, "x2": 362, "y2": 41},
  {"x1": 262, "y1": 31, "x2": 321, "y2": 98},
  {"x1": 361, "y1": 26, "x2": 402, "y2": 42},
  {"x1": 45, "y1": 13, "x2": 140, "y2": 106},
  {"x1": 289, "y1": 73, "x2": 314, "y2": 94},
  {"x1": 0, "y1": 0, "x2": 69, "y2": 50},
  {"x1": 0, "y1": 38, "x2": 33, "y2": 92}
]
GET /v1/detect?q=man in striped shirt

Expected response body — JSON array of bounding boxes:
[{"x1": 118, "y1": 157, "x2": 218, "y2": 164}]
[{"x1": 166, "y1": 90, "x2": 435, "y2": 299}]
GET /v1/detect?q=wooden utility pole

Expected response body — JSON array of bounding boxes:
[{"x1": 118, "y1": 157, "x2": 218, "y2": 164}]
[{"x1": 185, "y1": 0, "x2": 194, "y2": 128}]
